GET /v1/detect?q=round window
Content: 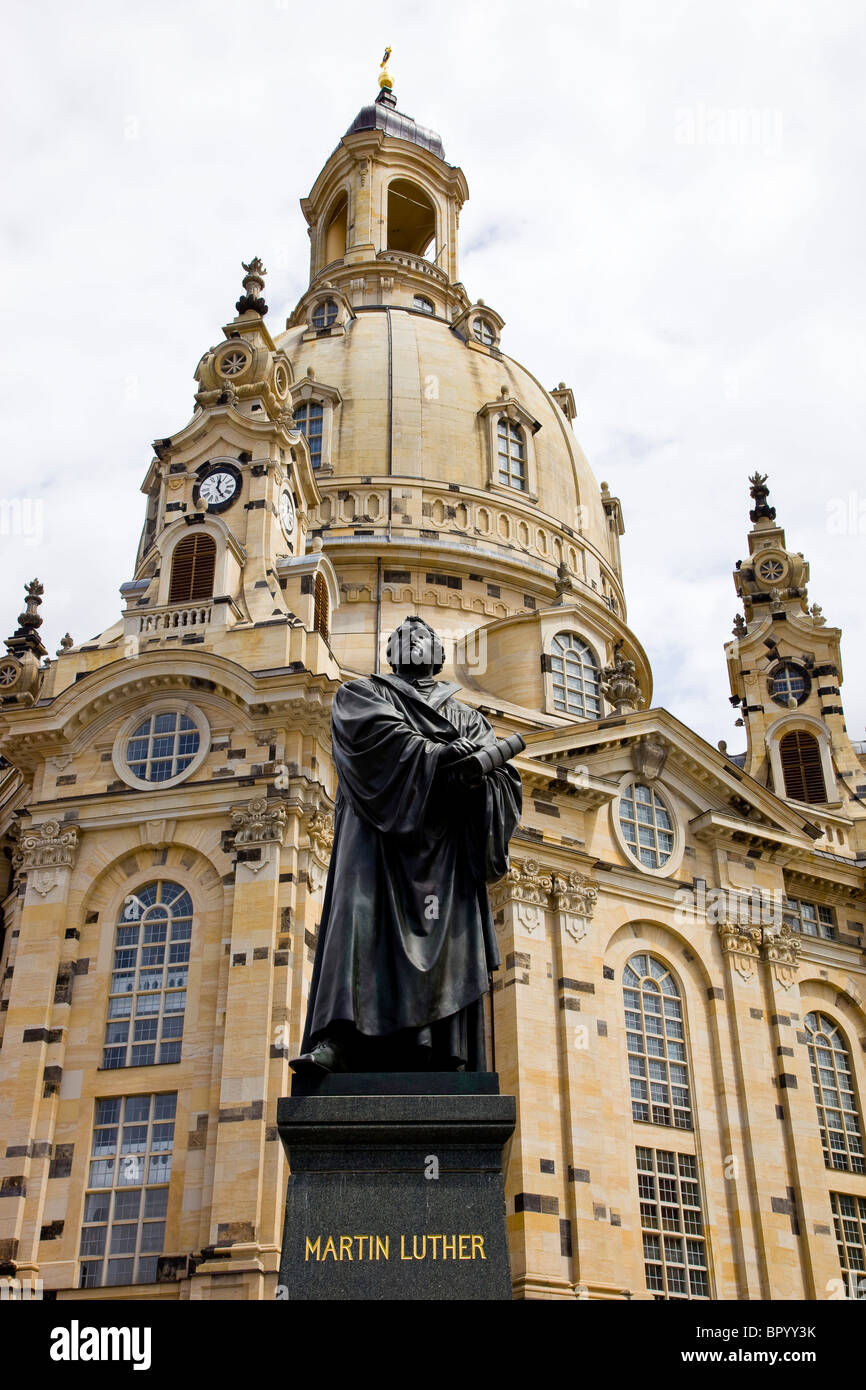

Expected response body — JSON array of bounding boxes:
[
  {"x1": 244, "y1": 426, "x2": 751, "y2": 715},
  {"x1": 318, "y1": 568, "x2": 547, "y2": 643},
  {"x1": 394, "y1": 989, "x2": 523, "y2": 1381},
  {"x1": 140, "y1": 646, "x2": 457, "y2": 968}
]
[
  {"x1": 112, "y1": 704, "x2": 210, "y2": 790},
  {"x1": 218, "y1": 348, "x2": 249, "y2": 378},
  {"x1": 473, "y1": 317, "x2": 495, "y2": 346},
  {"x1": 311, "y1": 299, "x2": 338, "y2": 330},
  {"x1": 770, "y1": 662, "x2": 809, "y2": 707},
  {"x1": 618, "y1": 781, "x2": 676, "y2": 870},
  {"x1": 756, "y1": 556, "x2": 786, "y2": 585}
]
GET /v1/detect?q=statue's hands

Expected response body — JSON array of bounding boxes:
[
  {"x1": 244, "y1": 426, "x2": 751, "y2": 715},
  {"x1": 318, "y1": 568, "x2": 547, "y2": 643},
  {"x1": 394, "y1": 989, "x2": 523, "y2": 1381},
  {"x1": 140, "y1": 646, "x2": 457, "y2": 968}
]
[{"x1": 436, "y1": 736, "x2": 479, "y2": 766}]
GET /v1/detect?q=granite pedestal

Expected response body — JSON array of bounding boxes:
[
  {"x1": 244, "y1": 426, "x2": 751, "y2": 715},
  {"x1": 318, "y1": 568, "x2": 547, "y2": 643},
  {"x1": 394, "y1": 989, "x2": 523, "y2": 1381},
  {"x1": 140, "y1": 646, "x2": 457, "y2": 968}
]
[{"x1": 277, "y1": 1073, "x2": 515, "y2": 1301}]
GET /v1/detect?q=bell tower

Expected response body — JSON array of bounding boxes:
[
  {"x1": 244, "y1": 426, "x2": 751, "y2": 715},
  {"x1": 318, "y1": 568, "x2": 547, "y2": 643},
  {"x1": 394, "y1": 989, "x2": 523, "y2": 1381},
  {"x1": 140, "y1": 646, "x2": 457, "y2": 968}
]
[
  {"x1": 725, "y1": 473, "x2": 866, "y2": 833},
  {"x1": 291, "y1": 53, "x2": 470, "y2": 324}
]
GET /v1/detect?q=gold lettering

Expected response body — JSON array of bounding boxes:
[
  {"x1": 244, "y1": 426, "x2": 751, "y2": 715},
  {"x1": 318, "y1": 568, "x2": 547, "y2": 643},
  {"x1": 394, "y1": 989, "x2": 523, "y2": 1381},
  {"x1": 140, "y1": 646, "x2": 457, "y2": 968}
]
[
  {"x1": 376, "y1": 1236, "x2": 389, "y2": 1260},
  {"x1": 322, "y1": 1236, "x2": 337, "y2": 1261},
  {"x1": 442, "y1": 1235, "x2": 456, "y2": 1260},
  {"x1": 400, "y1": 1235, "x2": 410, "y2": 1260},
  {"x1": 471, "y1": 1235, "x2": 486, "y2": 1260},
  {"x1": 304, "y1": 1236, "x2": 321, "y2": 1262},
  {"x1": 429, "y1": 1234, "x2": 441, "y2": 1260},
  {"x1": 339, "y1": 1236, "x2": 353, "y2": 1261},
  {"x1": 459, "y1": 1235, "x2": 470, "y2": 1260},
  {"x1": 413, "y1": 1235, "x2": 427, "y2": 1260}
]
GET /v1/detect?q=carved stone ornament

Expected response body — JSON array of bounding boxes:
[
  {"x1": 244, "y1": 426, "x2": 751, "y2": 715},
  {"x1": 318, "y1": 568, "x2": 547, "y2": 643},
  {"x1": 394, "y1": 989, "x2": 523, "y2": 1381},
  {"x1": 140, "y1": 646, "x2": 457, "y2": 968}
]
[
  {"x1": 306, "y1": 810, "x2": 334, "y2": 857},
  {"x1": 601, "y1": 650, "x2": 644, "y2": 715},
  {"x1": 552, "y1": 870, "x2": 598, "y2": 943},
  {"x1": 718, "y1": 919, "x2": 762, "y2": 980},
  {"x1": 761, "y1": 923, "x2": 802, "y2": 990},
  {"x1": 491, "y1": 857, "x2": 553, "y2": 935},
  {"x1": 14, "y1": 820, "x2": 80, "y2": 874},
  {"x1": 632, "y1": 734, "x2": 668, "y2": 782},
  {"x1": 231, "y1": 797, "x2": 288, "y2": 847}
]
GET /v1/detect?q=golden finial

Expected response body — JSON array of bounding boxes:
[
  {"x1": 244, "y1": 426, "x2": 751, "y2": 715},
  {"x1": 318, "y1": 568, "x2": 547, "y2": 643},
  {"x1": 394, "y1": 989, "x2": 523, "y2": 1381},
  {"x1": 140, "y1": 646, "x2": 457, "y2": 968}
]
[{"x1": 379, "y1": 46, "x2": 393, "y2": 91}]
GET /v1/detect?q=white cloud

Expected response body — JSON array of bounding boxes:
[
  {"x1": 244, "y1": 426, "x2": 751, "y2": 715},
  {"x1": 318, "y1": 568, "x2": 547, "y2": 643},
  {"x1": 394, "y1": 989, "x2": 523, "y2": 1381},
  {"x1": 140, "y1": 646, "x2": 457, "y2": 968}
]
[{"x1": 1, "y1": 0, "x2": 864, "y2": 754}]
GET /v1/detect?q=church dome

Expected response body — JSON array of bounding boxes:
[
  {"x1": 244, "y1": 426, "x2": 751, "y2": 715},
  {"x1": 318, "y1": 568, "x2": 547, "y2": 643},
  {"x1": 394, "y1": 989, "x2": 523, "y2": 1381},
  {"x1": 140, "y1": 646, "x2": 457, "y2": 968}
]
[
  {"x1": 344, "y1": 100, "x2": 445, "y2": 159},
  {"x1": 275, "y1": 309, "x2": 610, "y2": 563}
]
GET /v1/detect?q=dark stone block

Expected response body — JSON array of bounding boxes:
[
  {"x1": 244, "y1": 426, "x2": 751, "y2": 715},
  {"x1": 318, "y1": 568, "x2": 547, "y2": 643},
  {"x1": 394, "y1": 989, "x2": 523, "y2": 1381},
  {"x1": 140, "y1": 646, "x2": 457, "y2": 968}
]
[{"x1": 277, "y1": 1075, "x2": 514, "y2": 1300}]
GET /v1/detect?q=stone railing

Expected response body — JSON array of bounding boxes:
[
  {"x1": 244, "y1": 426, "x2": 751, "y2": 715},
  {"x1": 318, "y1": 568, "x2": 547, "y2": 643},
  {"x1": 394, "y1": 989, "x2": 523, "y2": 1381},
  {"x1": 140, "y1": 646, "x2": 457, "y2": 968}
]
[
  {"x1": 137, "y1": 603, "x2": 213, "y2": 634},
  {"x1": 375, "y1": 250, "x2": 449, "y2": 285}
]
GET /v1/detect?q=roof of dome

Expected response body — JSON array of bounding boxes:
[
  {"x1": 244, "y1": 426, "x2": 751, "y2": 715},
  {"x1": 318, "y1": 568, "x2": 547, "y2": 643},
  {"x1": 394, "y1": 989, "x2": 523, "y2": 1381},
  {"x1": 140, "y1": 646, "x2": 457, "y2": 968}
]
[
  {"x1": 344, "y1": 97, "x2": 445, "y2": 160},
  {"x1": 275, "y1": 308, "x2": 610, "y2": 559}
]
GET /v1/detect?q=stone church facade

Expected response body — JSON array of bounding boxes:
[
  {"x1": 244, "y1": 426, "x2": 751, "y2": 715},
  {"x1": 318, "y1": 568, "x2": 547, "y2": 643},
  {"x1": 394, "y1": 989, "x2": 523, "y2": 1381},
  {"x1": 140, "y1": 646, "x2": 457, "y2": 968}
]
[{"x1": 1, "y1": 78, "x2": 864, "y2": 1302}]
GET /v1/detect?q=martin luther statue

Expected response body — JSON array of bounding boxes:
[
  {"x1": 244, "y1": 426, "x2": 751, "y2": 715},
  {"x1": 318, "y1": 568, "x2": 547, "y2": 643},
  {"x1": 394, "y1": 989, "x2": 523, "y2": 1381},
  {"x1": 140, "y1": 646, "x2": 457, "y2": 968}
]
[{"x1": 291, "y1": 617, "x2": 523, "y2": 1075}]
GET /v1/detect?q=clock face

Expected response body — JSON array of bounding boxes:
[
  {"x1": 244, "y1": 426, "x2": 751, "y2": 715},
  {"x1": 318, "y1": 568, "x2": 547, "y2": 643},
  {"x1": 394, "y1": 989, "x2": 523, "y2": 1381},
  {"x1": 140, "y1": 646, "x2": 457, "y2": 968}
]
[
  {"x1": 194, "y1": 464, "x2": 242, "y2": 513},
  {"x1": 280, "y1": 487, "x2": 296, "y2": 539}
]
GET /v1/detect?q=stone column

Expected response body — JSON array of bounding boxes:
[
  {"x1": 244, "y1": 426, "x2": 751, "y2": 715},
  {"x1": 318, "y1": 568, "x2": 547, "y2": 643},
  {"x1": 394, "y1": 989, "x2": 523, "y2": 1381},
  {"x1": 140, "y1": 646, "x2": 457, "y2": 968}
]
[{"x1": 0, "y1": 819, "x2": 79, "y2": 1282}]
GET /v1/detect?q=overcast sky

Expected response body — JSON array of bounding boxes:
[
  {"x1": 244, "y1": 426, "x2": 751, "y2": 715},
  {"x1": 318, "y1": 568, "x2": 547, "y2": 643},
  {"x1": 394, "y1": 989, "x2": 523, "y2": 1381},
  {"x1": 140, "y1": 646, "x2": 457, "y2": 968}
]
[{"x1": 2, "y1": 0, "x2": 864, "y2": 754}]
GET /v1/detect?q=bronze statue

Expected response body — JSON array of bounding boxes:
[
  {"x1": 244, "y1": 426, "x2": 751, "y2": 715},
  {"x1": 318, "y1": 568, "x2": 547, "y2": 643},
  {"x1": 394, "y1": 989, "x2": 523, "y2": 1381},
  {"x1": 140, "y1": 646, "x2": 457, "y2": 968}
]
[{"x1": 291, "y1": 617, "x2": 523, "y2": 1075}]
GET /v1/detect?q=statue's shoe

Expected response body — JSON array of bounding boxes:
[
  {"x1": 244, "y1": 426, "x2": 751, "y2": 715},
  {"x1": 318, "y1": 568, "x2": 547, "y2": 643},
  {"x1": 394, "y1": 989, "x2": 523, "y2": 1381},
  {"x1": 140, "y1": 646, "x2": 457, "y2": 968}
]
[{"x1": 289, "y1": 1038, "x2": 348, "y2": 1075}]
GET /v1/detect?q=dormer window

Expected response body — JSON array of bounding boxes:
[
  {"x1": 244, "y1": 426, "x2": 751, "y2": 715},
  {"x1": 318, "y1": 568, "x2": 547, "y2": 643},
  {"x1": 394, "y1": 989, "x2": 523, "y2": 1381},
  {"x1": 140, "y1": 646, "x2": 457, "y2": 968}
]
[
  {"x1": 294, "y1": 401, "x2": 324, "y2": 470},
  {"x1": 549, "y1": 633, "x2": 601, "y2": 717},
  {"x1": 413, "y1": 295, "x2": 434, "y2": 314},
  {"x1": 312, "y1": 300, "x2": 339, "y2": 331},
  {"x1": 497, "y1": 417, "x2": 526, "y2": 490},
  {"x1": 473, "y1": 317, "x2": 495, "y2": 346}
]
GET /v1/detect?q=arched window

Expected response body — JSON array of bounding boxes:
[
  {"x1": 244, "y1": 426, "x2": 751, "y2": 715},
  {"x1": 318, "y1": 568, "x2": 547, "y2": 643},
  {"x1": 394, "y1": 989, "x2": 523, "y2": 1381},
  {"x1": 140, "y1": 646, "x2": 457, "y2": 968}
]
[
  {"x1": 550, "y1": 633, "x2": 600, "y2": 717},
  {"x1": 804, "y1": 1013, "x2": 864, "y2": 1173},
  {"x1": 779, "y1": 730, "x2": 826, "y2": 803},
  {"x1": 497, "y1": 416, "x2": 526, "y2": 490},
  {"x1": 323, "y1": 194, "x2": 347, "y2": 264},
  {"x1": 294, "y1": 401, "x2": 324, "y2": 469},
  {"x1": 102, "y1": 881, "x2": 192, "y2": 1069},
  {"x1": 314, "y1": 572, "x2": 330, "y2": 640},
  {"x1": 473, "y1": 317, "x2": 495, "y2": 345},
  {"x1": 387, "y1": 178, "x2": 436, "y2": 257},
  {"x1": 311, "y1": 299, "x2": 338, "y2": 331},
  {"x1": 168, "y1": 534, "x2": 216, "y2": 604},
  {"x1": 413, "y1": 294, "x2": 434, "y2": 314},
  {"x1": 624, "y1": 954, "x2": 692, "y2": 1129}
]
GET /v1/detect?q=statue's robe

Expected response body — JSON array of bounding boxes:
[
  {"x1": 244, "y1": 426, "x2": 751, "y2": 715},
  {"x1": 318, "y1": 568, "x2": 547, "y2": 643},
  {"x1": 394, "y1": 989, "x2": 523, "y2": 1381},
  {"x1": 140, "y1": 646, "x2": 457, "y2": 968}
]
[{"x1": 302, "y1": 672, "x2": 522, "y2": 1070}]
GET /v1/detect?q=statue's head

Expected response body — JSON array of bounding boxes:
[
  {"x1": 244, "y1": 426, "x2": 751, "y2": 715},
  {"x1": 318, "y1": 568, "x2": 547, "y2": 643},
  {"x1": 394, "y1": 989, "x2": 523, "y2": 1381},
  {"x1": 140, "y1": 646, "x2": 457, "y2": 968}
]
[{"x1": 386, "y1": 617, "x2": 445, "y2": 675}]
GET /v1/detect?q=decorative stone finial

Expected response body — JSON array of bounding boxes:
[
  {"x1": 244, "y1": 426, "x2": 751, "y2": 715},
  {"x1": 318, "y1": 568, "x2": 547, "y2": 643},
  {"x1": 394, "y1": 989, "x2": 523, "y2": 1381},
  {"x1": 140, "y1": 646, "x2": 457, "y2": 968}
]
[
  {"x1": 810, "y1": 603, "x2": 826, "y2": 626},
  {"x1": 732, "y1": 613, "x2": 747, "y2": 637},
  {"x1": 748, "y1": 471, "x2": 776, "y2": 523},
  {"x1": 57, "y1": 633, "x2": 74, "y2": 655},
  {"x1": 6, "y1": 578, "x2": 47, "y2": 658},
  {"x1": 236, "y1": 257, "x2": 268, "y2": 317},
  {"x1": 601, "y1": 648, "x2": 644, "y2": 715}
]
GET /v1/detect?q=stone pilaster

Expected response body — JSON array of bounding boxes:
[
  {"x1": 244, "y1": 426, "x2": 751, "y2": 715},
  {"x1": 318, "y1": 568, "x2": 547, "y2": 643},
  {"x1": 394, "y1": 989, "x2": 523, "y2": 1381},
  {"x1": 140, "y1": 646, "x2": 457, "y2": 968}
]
[
  {"x1": 759, "y1": 926, "x2": 840, "y2": 1299},
  {"x1": 0, "y1": 819, "x2": 80, "y2": 1278},
  {"x1": 193, "y1": 798, "x2": 287, "y2": 1296}
]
